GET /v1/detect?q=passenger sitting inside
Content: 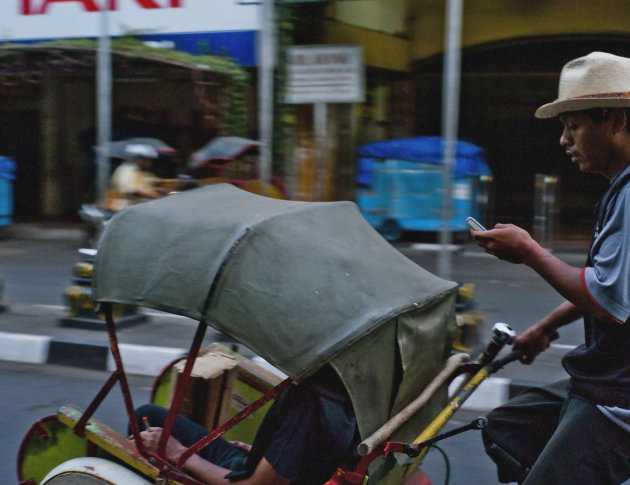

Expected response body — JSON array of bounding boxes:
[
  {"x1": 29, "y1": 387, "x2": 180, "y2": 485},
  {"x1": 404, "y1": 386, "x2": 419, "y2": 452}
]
[
  {"x1": 109, "y1": 144, "x2": 170, "y2": 209},
  {"x1": 130, "y1": 365, "x2": 360, "y2": 485}
]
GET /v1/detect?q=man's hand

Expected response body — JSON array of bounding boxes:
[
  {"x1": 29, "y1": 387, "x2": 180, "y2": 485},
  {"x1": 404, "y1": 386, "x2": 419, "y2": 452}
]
[
  {"x1": 512, "y1": 325, "x2": 556, "y2": 365},
  {"x1": 471, "y1": 223, "x2": 537, "y2": 264}
]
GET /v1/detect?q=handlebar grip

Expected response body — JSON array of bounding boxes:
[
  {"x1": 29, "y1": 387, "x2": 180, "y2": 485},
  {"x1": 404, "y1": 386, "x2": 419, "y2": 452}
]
[{"x1": 476, "y1": 323, "x2": 516, "y2": 366}]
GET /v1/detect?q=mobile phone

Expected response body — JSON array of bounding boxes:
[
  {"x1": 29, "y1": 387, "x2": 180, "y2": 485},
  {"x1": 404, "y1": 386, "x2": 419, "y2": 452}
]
[{"x1": 466, "y1": 216, "x2": 487, "y2": 231}]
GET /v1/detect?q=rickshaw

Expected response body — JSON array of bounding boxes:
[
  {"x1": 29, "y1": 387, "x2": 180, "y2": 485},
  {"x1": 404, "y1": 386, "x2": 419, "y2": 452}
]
[
  {"x1": 187, "y1": 136, "x2": 287, "y2": 199},
  {"x1": 18, "y1": 184, "x2": 520, "y2": 485},
  {"x1": 355, "y1": 137, "x2": 492, "y2": 242}
]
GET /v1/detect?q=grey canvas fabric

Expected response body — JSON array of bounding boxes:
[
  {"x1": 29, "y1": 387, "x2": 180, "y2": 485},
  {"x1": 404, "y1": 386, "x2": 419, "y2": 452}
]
[{"x1": 92, "y1": 184, "x2": 458, "y2": 445}]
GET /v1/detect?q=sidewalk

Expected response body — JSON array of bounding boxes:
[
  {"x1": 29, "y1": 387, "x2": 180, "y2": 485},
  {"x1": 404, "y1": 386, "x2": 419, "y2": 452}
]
[{"x1": 0, "y1": 222, "x2": 586, "y2": 411}]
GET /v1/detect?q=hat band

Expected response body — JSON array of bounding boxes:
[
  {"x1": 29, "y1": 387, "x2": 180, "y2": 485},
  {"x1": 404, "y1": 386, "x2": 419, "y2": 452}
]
[{"x1": 572, "y1": 91, "x2": 630, "y2": 100}]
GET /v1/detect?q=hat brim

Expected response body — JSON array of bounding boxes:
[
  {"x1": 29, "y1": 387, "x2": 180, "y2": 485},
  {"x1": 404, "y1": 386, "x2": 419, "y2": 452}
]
[{"x1": 535, "y1": 97, "x2": 630, "y2": 118}]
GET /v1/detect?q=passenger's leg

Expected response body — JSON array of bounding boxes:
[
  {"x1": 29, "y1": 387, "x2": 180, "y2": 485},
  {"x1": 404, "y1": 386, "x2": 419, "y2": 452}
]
[
  {"x1": 522, "y1": 396, "x2": 630, "y2": 485},
  {"x1": 482, "y1": 380, "x2": 567, "y2": 483}
]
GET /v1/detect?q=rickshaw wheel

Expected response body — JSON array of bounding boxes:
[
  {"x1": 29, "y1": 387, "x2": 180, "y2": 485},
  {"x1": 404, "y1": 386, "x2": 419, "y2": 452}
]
[
  {"x1": 379, "y1": 219, "x2": 402, "y2": 242},
  {"x1": 17, "y1": 415, "x2": 88, "y2": 485},
  {"x1": 41, "y1": 457, "x2": 150, "y2": 484}
]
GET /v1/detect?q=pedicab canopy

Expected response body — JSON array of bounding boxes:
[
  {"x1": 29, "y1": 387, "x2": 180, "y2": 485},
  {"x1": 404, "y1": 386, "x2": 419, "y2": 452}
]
[{"x1": 92, "y1": 184, "x2": 459, "y2": 443}]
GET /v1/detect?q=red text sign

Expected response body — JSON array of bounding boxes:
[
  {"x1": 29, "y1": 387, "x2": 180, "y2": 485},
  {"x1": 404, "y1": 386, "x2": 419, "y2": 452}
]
[{"x1": 21, "y1": 0, "x2": 182, "y2": 15}]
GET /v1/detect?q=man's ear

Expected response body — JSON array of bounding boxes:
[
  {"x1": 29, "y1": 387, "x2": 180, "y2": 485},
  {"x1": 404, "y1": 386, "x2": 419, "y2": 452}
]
[{"x1": 610, "y1": 108, "x2": 628, "y2": 134}]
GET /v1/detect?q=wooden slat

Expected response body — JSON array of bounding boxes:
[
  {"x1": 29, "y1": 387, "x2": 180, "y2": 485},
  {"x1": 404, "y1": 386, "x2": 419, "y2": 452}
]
[
  {"x1": 236, "y1": 359, "x2": 284, "y2": 391},
  {"x1": 57, "y1": 403, "x2": 193, "y2": 484},
  {"x1": 207, "y1": 343, "x2": 285, "y2": 392}
]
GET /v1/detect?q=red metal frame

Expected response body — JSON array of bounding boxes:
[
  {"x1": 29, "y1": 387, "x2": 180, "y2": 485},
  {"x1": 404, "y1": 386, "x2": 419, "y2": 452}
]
[{"x1": 60, "y1": 302, "x2": 293, "y2": 484}]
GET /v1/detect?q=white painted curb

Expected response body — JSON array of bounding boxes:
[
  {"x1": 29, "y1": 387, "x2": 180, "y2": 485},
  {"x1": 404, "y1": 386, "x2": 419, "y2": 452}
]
[
  {"x1": 0, "y1": 331, "x2": 51, "y2": 364},
  {"x1": 449, "y1": 375, "x2": 510, "y2": 411},
  {"x1": 0, "y1": 331, "x2": 512, "y2": 411},
  {"x1": 107, "y1": 343, "x2": 186, "y2": 376}
]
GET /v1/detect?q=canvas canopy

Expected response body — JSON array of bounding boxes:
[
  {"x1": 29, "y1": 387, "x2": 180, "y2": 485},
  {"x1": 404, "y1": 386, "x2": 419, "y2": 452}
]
[
  {"x1": 92, "y1": 184, "x2": 458, "y2": 441},
  {"x1": 188, "y1": 136, "x2": 261, "y2": 168}
]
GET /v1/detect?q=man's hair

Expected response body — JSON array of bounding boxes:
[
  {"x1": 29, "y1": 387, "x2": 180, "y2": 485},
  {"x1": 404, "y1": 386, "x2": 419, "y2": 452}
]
[{"x1": 582, "y1": 108, "x2": 630, "y2": 133}]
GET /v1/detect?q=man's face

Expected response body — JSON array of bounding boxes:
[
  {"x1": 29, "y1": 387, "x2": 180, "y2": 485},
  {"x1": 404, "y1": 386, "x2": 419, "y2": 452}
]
[
  {"x1": 136, "y1": 157, "x2": 153, "y2": 171},
  {"x1": 558, "y1": 111, "x2": 619, "y2": 178}
]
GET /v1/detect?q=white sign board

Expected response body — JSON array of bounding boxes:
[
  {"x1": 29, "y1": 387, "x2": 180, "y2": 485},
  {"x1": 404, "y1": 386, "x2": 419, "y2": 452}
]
[
  {"x1": 285, "y1": 45, "x2": 365, "y2": 104},
  {"x1": 0, "y1": 0, "x2": 258, "y2": 41}
]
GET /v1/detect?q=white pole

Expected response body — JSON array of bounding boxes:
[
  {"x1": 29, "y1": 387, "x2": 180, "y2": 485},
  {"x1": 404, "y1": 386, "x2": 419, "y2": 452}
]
[
  {"x1": 438, "y1": 0, "x2": 462, "y2": 280},
  {"x1": 258, "y1": 0, "x2": 275, "y2": 196},
  {"x1": 95, "y1": 1, "x2": 112, "y2": 205},
  {"x1": 314, "y1": 102, "x2": 327, "y2": 201}
]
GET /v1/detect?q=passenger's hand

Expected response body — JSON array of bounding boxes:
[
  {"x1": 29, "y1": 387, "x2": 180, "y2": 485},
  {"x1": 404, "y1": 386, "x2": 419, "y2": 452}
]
[
  {"x1": 512, "y1": 325, "x2": 555, "y2": 365},
  {"x1": 470, "y1": 223, "x2": 536, "y2": 264},
  {"x1": 130, "y1": 427, "x2": 188, "y2": 464},
  {"x1": 230, "y1": 440, "x2": 252, "y2": 452}
]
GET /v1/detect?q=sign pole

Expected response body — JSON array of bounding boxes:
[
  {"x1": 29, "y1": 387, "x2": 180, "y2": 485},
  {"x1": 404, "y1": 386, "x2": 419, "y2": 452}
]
[
  {"x1": 438, "y1": 0, "x2": 462, "y2": 280},
  {"x1": 285, "y1": 45, "x2": 364, "y2": 202},
  {"x1": 95, "y1": 1, "x2": 112, "y2": 205},
  {"x1": 314, "y1": 102, "x2": 327, "y2": 201},
  {"x1": 258, "y1": 0, "x2": 275, "y2": 196}
]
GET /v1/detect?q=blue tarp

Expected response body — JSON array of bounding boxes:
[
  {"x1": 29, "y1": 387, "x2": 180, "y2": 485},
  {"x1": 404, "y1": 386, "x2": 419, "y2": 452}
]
[
  {"x1": 357, "y1": 137, "x2": 490, "y2": 186},
  {"x1": 0, "y1": 156, "x2": 16, "y2": 180}
]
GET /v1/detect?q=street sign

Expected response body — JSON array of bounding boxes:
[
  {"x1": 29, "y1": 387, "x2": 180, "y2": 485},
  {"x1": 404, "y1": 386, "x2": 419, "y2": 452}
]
[{"x1": 285, "y1": 45, "x2": 365, "y2": 104}]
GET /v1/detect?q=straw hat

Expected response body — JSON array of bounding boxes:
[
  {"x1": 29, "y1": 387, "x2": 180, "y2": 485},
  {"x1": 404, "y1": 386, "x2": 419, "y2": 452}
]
[{"x1": 535, "y1": 51, "x2": 630, "y2": 119}]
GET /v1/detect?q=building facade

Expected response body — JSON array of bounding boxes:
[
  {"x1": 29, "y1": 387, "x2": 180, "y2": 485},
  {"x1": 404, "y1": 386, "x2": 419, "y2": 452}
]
[{"x1": 3, "y1": 0, "x2": 630, "y2": 235}]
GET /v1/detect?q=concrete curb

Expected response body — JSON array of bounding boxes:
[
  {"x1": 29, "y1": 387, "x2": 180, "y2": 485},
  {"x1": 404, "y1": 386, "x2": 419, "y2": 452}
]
[
  {"x1": 0, "y1": 223, "x2": 85, "y2": 242},
  {"x1": 0, "y1": 330, "x2": 529, "y2": 412},
  {"x1": 0, "y1": 331, "x2": 186, "y2": 376}
]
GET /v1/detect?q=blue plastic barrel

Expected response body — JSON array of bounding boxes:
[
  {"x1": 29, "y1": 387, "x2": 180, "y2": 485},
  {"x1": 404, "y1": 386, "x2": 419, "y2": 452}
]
[{"x1": 0, "y1": 156, "x2": 16, "y2": 227}]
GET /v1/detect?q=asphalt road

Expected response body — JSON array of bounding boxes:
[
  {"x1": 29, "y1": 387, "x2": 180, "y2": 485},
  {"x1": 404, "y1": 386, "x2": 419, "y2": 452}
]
[
  {"x1": 0, "y1": 233, "x2": 588, "y2": 390},
  {"x1": 0, "y1": 227, "x2": 592, "y2": 484},
  {"x1": 0, "y1": 231, "x2": 588, "y2": 395}
]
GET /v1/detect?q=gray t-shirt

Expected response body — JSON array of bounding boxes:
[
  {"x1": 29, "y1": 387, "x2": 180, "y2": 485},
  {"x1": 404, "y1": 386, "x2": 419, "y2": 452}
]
[
  {"x1": 585, "y1": 167, "x2": 630, "y2": 424},
  {"x1": 583, "y1": 172, "x2": 630, "y2": 325}
]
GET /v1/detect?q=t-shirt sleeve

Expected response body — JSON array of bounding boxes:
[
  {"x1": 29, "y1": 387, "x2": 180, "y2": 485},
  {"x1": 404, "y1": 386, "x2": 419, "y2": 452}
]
[{"x1": 583, "y1": 187, "x2": 630, "y2": 324}]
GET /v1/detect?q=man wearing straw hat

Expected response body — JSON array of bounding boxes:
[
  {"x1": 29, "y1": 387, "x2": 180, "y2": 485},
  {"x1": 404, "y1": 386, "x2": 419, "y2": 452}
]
[{"x1": 473, "y1": 52, "x2": 630, "y2": 484}]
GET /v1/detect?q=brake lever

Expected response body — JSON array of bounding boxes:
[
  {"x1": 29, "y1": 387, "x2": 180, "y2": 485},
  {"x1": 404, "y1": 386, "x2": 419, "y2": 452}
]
[{"x1": 403, "y1": 417, "x2": 488, "y2": 456}]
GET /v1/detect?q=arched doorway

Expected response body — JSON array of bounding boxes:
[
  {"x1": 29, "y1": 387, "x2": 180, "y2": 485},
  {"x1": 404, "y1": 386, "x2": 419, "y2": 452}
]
[{"x1": 412, "y1": 34, "x2": 630, "y2": 238}]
